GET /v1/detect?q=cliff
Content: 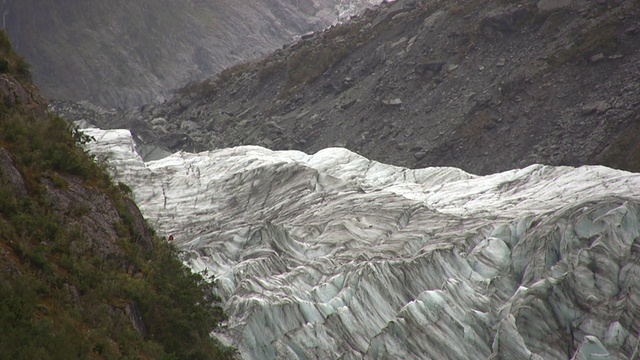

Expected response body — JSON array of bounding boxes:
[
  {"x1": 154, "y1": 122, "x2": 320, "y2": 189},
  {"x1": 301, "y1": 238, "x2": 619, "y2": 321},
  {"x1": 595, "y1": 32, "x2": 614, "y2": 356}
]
[
  {"x1": 57, "y1": 0, "x2": 640, "y2": 175},
  {"x1": 2, "y1": 0, "x2": 380, "y2": 108},
  {"x1": 0, "y1": 31, "x2": 234, "y2": 359}
]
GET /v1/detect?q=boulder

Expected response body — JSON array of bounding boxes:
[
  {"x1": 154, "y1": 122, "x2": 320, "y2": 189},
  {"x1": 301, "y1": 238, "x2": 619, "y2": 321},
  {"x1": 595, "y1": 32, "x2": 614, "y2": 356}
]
[
  {"x1": 382, "y1": 98, "x2": 403, "y2": 106},
  {"x1": 581, "y1": 101, "x2": 611, "y2": 115},
  {"x1": 414, "y1": 62, "x2": 445, "y2": 76},
  {"x1": 480, "y1": 6, "x2": 535, "y2": 38}
]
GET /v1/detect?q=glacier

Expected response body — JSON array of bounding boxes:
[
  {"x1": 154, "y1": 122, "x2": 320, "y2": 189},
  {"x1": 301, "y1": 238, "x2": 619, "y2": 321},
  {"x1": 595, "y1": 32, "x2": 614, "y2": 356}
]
[{"x1": 83, "y1": 127, "x2": 640, "y2": 359}]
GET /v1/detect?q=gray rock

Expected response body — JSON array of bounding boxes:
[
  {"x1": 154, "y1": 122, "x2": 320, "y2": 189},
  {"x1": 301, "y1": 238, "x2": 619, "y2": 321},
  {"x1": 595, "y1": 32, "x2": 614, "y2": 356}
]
[
  {"x1": 447, "y1": 64, "x2": 460, "y2": 72},
  {"x1": 180, "y1": 120, "x2": 200, "y2": 131},
  {"x1": 382, "y1": 98, "x2": 403, "y2": 106},
  {"x1": 581, "y1": 101, "x2": 611, "y2": 115},
  {"x1": 0, "y1": 148, "x2": 27, "y2": 198},
  {"x1": 590, "y1": 53, "x2": 605, "y2": 63},
  {"x1": 0, "y1": 74, "x2": 32, "y2": 107},
  {"x1": 415, "y1": 62, "x2": 445, "y2": 76},
  {"x1": 480, "y1": 6, "x2": 535, "y2": 37},
  {"x1": 44, "y1": 176, "x2": 124, "y2": 259},
  {"x1": 341, "y1": 99, "x2": 357, "y2": 110},
  {"x1": 423, "y1": 10, "x2": 445, "y2": 27},
  {"x1": 124, "y1": 303, "x2": 147, "y2": 337},
  {"x1": 301, "y1": 31, "x2": 315, "y2": 40},
  {"x1": 537, "y1": 0, "x2": 571, "y2": 12},
  {"x1": 151, "y1": 117, "x2": 168, "y2": 126}
]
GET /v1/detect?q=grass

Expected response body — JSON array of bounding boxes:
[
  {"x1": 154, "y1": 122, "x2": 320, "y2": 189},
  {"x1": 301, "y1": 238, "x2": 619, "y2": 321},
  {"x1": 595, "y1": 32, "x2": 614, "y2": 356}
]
[
  {"x1": 0, "y1": 30, "x2": 31, "y2": 81},
  {"x1": 549, "y1": 19, "x2": 620, "y2": 65},
  {"x1": 180, "y1": 7, "x2": 379, "y2": 100}
]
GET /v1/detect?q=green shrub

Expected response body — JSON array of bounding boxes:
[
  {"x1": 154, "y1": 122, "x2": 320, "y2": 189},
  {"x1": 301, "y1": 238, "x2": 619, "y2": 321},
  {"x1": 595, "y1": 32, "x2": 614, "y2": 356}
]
[
  {"x1": 0, "y1": 58, "x2": 9, "y2": 73},
  {"x1": 0, "y1": 36, "x2": 236, "y2": 358},
  {"x1": 15, "y1": 56, "x2": 31, "y2": 80},
  {"x1": 0, "y1": 30, "x2": 13, "y2": 53},
  {"x1": 549, "y1": 19, "x2": 620, "y2": 65},
  {"x1": 285, "y1": 44, "x2": 351, "y2": 92}
]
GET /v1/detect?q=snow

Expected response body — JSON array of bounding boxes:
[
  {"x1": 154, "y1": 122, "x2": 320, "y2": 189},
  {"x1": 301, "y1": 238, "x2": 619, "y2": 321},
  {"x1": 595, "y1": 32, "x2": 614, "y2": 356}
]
[{"x1": 83, "y1": 127, "x2": 640, "y2": 359}]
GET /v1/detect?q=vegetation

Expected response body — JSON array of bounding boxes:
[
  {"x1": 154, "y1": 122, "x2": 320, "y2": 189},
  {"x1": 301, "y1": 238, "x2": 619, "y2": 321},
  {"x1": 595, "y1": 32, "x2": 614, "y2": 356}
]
[
  {"x1": 598, "y1": 114, "x2": 640, "y2": 173},
  {"x1": 0, "y1": 30, "x2": 31, "y2": 81},
  {"x1": 549, "y1": 19, "x2": 620, "y2": 65},
  {"x1": 283, "y1": 41, "x2": 352, "y2": 94},
  {"x1": 0, "y1": 30, "x2": 235, "y2": 359},
  {"x1": 182, "y1": 8, "x2": 380, "y2": 101}
]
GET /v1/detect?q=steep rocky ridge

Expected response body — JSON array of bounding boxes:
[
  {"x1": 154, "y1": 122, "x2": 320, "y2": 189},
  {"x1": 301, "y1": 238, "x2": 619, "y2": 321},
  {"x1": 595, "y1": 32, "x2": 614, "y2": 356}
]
[
  {"x1": 0, "y1": 32, "x2": 233, "y2": 359},
  {"x1": 56, "y1": 0, "x2": 640, "y2": 175},
  {"x1": 2, "y1": 0, "x2": 381, "y2": 108}
]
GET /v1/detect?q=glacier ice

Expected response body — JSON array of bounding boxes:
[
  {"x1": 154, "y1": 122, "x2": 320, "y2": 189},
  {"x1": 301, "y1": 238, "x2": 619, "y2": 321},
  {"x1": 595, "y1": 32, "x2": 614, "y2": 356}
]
[{"x1": 83, "y1": 127, "x2": 640, "y2": 359}]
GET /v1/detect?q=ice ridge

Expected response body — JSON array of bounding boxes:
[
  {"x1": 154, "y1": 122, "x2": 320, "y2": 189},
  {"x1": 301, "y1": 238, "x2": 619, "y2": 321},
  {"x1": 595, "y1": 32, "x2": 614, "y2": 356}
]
[{"x1": 84, "y1": 127, "x2": 640, "y2": 359}]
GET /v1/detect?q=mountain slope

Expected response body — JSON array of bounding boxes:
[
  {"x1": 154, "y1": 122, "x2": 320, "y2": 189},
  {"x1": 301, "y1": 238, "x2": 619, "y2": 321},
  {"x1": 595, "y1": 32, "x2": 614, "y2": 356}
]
[
  {"x1": 0, "y1": 31, "x2": 234, "y2": 359},
  {"x1": 61, "y1": 0, "x2": 640, "y2": 175},
  {"x1": 2, "y1": 0, "x2": 380, "y2": 108},
  {"x1": 84, "y1": 126, "x2": 640, "y2": 359}
]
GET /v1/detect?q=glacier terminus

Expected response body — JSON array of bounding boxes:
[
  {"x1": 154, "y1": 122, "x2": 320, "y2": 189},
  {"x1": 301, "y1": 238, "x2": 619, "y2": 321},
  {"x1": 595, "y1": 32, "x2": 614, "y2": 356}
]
[{"x1": 84, "y1": 127, "x2": 640, "y2": 359}]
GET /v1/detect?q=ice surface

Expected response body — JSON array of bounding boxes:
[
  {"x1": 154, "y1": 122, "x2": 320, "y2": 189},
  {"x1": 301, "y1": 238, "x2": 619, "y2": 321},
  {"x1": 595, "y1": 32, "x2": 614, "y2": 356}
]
[{"x1": 84, "y1": 127, "x2": 640, "y2": 359}]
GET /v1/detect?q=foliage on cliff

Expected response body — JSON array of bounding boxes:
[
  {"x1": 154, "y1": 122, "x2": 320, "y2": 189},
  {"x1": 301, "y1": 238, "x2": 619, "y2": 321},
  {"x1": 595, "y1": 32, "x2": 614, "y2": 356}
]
[{"x1": 0, "y1": 30, "x2": 235, "y2": 359}]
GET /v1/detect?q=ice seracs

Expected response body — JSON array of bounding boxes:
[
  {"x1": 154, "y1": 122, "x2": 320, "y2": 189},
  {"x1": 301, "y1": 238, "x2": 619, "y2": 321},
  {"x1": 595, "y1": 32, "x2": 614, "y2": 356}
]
[{"x1": 84, "y1": 127, "x2": 640, "y2": 360}]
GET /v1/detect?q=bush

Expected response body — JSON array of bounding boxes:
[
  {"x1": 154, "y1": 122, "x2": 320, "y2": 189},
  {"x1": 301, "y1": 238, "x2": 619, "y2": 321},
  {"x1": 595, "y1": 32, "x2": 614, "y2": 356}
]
[
  {"x1": 0, "y1": 39, "x2": 236, "y2": 358},
  {"x1": 549, "y1": 19, "x2": 620, "y2": 65},
  {"x1": 0, "y1": 58, "x2": 9, "y2": 73}
]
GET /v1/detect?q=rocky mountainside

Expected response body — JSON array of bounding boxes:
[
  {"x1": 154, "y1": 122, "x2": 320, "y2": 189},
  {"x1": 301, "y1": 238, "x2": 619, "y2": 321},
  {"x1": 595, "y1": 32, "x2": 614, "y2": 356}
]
[
  {"x1": 56, "y1": 0, "x2": 640, "y2": 175},
  {"x1": 85, "y1": 126, "x2": 640, "y2": 359},
  {"x1": 2, "y1": 0, "x2": 381, "y2": 108},
  {"x1": 0, "y1": 31, "x2": 233, "y2": 359}
]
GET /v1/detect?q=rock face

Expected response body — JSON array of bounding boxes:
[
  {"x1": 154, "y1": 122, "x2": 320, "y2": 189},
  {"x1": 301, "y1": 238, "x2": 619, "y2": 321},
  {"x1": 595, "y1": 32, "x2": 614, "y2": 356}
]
[
  {"x1": 1, "y1": 0, "x2": 381, "y2": 108},
  {"x1": 85, "y1": 127, "x2": 640, "y2": 360},
  {"x1": 54, "y1": 0, "x2": 640, "y2": 175}
]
